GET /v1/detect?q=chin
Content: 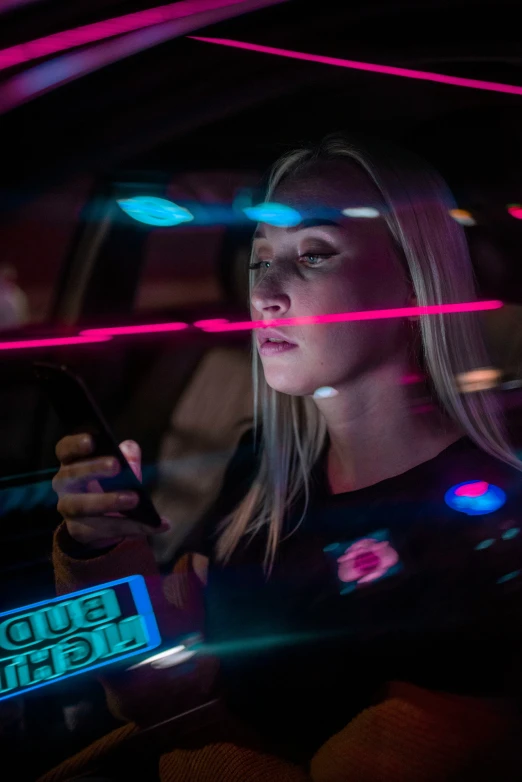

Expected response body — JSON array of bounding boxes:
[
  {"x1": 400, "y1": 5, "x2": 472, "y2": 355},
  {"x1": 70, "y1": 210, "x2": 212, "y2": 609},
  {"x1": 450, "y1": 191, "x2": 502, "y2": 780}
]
[{"x1": 262, "y1": 367, "x2": 323, "y2": 397}]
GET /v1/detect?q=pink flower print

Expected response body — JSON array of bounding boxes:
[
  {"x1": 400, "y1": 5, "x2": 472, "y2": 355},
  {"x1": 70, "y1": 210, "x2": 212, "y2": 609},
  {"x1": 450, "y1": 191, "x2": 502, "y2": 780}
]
[{"x1": 336, "y1": 537, "x2": 399, "y2": 585}]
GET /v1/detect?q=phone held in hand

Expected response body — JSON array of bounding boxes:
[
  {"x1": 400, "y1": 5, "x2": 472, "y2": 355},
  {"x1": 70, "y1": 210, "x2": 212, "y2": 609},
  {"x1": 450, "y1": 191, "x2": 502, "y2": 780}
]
[{"x1": 33, "y1": 361, "x2": 162, "y2": 529}]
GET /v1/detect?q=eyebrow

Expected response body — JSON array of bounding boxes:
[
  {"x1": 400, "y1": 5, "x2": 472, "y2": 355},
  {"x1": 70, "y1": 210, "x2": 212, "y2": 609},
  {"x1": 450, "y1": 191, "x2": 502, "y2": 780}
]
[{"x1": 253, "y1": 218, "x2": 342, "y2": 239}]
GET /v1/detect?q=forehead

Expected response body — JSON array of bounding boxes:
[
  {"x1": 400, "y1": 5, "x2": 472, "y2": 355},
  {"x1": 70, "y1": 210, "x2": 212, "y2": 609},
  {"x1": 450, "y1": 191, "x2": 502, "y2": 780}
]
[{"x1": 272, "y1": 158, "x2": 384, "y2": 214}]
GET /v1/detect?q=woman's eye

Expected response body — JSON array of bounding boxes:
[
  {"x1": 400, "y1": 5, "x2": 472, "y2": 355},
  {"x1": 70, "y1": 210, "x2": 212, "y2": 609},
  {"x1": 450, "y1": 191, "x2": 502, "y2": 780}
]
[
  {"x1": 247, "y1": 253, "x2": 335, "y2": 272},
  {"x1": 300, "y1": 253, "x2": 334, "y2": 266},
  {"x1": 248, "y1": 261, "x2": 270, "y2": 270}
]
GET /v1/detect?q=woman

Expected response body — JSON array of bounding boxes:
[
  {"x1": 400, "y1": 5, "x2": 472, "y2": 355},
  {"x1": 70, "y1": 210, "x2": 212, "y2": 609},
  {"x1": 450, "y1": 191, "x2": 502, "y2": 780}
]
[{"x1": 45, "y1": 135, "x2": 522, "y2": 781}]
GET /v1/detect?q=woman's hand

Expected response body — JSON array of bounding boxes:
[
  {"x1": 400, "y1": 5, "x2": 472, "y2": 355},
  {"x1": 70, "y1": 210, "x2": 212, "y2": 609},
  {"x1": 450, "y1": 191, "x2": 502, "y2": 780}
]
[{"x1": 53, "y1": 433, "x2": 169, "y2": 550}]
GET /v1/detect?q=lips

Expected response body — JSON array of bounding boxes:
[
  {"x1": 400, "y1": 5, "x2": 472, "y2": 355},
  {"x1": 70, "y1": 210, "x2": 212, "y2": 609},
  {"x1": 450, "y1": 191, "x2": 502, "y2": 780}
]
[{"x1": 257, "y1": 329, "x2": 297, "y2": 346}]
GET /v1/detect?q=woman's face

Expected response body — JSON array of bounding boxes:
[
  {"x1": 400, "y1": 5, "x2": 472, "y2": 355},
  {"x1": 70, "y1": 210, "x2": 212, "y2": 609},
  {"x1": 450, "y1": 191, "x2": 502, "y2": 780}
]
[{"x1": 250, "y1": 159, "x2": 414, "y2": 396}]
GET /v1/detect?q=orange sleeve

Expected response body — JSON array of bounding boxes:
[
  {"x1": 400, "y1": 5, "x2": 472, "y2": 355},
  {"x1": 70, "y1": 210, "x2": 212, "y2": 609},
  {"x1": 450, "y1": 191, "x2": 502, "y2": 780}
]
[
  {"x1": 310, "y1": 682, "x2": 522, "y2": 782},
  {"x1": 52, "y1": 523, "x2": 213, "y2": 727}
]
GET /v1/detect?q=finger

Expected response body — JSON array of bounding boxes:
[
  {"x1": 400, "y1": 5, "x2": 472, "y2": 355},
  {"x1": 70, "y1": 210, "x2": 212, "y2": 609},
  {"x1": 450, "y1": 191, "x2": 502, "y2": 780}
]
[
  {"x1": 120, "y1": 440, "x2": 142, "y2": 482},
  {"x1": 58, "y1": 491, "x2": 139, "y2": 519},
  {"x1": 148, "y1": 517, "x2": 172, "y2": 535},
  {"x1": 104, "y1": 511, "x2": 171, "y2": 535},
  {"x1": 86, "y1": 479, "x2": 103, "y2": 494},
  {"x1": 52, "y1": 457, "x2": 120, "y2": 494},
  {"x1": 67, "y1": 520, "x2": 151, "y2": 547},
  {"x1": 73, "y1": 516, "x2": 158, "y2": 539},
  {"x1": 159, "y1": 516, "x2": 172, "y2": 532},
  {"x1": 56, "y1": 434, "x2": 94, "y2": 464}
]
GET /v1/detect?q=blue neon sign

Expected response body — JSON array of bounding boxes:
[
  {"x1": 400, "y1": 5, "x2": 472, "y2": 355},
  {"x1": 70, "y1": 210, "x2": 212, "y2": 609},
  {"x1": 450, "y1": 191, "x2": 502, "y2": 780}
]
[{"x1": 0, "y1": 576, "x2": 160, "y2": 701}]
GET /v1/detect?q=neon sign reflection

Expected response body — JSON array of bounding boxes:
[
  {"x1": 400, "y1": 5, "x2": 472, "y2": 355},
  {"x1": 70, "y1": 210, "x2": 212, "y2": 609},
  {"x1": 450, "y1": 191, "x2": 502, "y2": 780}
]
[{"x1": 0, "y1": 576, "x2": 160, "y2": 701}]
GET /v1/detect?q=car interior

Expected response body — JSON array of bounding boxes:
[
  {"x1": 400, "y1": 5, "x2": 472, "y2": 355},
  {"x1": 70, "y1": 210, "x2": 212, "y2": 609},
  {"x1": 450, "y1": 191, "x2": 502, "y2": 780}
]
[{"x1": 1, "y1": 0, "x2": 522, "y2": 778}]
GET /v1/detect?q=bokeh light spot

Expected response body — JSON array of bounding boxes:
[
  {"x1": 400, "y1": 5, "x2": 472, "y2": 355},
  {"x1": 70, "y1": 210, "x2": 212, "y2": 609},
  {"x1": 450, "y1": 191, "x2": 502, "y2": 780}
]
[
  {"x1": 497, "y1": 570, "x2": 520, "y2": 584},
  {"x1": 449, "y1": 208, "x2": 476, "y2": 226},
  {"x1": 445, "y1": 481, "x2": 506, "y2": 515},
  {"x1": 456, "y1": 367, "x2": 501, "y2": 393},
  {"x1": 313, "y1": 386, "x2": 339, "y2": 398},
  {"x1": 474, "y1": 538, "x2": 495, "y2": 550},
  {"x1": 342, "y1": 207, "x2": 380, "y2": 218},
  {"x1": 502, "y1": 527, "x2": 520, "y2": 540},
  {"x1": 507, "y1": 204, "x2": 522, "y2": 220}
]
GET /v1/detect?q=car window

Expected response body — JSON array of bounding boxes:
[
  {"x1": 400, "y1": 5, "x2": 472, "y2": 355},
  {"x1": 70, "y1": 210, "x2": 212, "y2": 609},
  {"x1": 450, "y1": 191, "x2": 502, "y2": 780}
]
[
  {"x1": 133, "y1": 170, "x2": 258, "y2": 313},
  {"x1": 0, "y1": 178, "x2": 93, "y2": 330}
]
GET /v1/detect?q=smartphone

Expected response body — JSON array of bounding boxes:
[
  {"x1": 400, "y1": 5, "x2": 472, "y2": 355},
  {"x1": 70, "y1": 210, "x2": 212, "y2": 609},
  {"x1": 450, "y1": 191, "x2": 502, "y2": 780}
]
[{"x1": 33, "y1": 361, "x2": 162, "y2": 529}]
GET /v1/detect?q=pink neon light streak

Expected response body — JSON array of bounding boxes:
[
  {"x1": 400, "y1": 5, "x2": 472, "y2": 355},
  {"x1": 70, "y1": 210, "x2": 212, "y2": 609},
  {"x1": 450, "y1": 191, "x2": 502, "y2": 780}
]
[
  {"x1": 190, "y1": 37, "x2": 522, "y2": 97},
  {"x1": 401, "y1": 372, "x2": 425, "y2": 385},
  {"x1": 0, "y1": 335, "x2": 112, "y2": 352},
  {"x1": 0, "y1": 0, "x2": 275, "y2": 72},
  {"x1": 81, "y1": 322, "x2": 188, "y2": 337},
  {"x1": 80, "y1": 300, "x2": 502, "y2": 339},
  {"x1": 0, "y1": 0, "x2": 285, "y2": 117},
  {"x1": 189, "y1": 300, "x2": 503, "y2": 333},
  {"x1": 0, "y1": 0, "x2": 45, "y2": 13},
  {"x1": 0, "y1": 300, "x2": 502, "y2": 352}
]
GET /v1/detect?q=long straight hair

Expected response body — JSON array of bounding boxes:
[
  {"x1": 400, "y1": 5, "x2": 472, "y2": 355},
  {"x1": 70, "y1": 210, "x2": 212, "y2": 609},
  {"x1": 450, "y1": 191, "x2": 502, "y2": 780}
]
[{"x1": 216, "y1": 133, "x2": 522, "y2": 571}]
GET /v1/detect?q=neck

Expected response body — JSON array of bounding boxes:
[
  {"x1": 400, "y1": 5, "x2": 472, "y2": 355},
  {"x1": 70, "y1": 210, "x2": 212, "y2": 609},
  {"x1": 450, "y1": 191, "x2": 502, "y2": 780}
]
[{"x1": 313, "y1": 364, "x2": 463, "y2": 494}]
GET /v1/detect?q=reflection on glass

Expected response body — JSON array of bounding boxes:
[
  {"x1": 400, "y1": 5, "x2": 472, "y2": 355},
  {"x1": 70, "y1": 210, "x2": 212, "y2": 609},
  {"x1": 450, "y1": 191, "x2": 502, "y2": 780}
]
[
  {"x1": 117, "y1": 197, "x2": 194, "y2": 227},
  {"x1": 243, "y1": 203, "x2": 301, "y2": 227}
]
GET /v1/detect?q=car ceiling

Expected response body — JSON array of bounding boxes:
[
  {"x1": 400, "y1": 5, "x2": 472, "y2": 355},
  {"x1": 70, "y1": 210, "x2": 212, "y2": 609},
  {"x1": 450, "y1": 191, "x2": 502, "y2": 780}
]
[
  {"x1": 0, "y1": 1, "x2": 521, "y2": 180},
  {"x1": 1, "y1": 0, "x2": 522, "y2": 297}
]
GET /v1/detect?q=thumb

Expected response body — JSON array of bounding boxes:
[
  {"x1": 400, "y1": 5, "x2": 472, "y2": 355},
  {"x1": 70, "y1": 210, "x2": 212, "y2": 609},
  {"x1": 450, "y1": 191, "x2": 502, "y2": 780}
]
[{"x1": 120, "y1": 440, "x2": 142, "y2": 482}]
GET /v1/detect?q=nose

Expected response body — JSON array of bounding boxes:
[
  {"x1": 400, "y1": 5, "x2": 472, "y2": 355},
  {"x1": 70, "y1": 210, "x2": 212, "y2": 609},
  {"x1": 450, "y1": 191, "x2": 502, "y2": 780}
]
[{"x1": 250, "y1": 282, "x2": 291, "y2": 318}]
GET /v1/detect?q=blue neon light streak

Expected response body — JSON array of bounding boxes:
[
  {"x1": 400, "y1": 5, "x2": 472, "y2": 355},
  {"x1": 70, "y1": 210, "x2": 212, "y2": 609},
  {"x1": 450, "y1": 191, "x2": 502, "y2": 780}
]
[
  {"x1": 243, "y1": 202, "x2": 302, "y2": 227},
  {"x1": 117, "y1": 196, "x2": 194, "y2": 226}
]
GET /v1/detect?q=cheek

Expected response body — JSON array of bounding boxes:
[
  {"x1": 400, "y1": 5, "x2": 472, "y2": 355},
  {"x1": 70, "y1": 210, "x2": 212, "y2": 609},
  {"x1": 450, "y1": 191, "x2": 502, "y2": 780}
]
[
  {"x1": 308, "y1": 263, "x2": 407, "y2": 316},
  {"x1": 303, "y1": 317, "x2": 410, "y2": 363}
]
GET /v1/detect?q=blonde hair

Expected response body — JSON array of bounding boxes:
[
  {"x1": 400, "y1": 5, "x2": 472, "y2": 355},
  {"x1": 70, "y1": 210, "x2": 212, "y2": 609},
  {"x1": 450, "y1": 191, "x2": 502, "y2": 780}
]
[{"x1": 216, "y1": 133, "x2": 521, "y2": 571}]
